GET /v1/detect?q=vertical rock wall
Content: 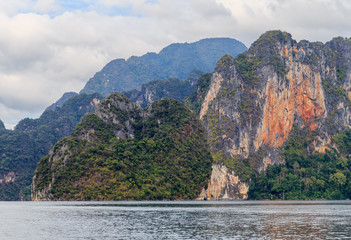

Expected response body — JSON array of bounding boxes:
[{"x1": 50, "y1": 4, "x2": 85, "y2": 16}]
[{"x1": 197, "y1": 31, "x2": 351, "y2": 200}]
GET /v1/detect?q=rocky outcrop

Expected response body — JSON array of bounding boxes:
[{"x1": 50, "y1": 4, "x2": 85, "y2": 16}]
[
  {"x1": 72, "y1": 93, "x2": 141, "y2": 142},
  {"x1": 197, "y1": 164, "x2": 248, "y2": 200},
  {"x1": 194, "y1": 31, "x2": 351, "y2": 200}
]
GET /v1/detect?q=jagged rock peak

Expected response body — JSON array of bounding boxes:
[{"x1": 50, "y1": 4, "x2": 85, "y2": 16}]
[
  {"x1": 95, "y1": 93, "x2": 139, "y2": 123},
  {"x1": 73, "y1": 92, "x2": 142, "y2": 142},
  {"x1": 253, "y1": 30, "x2": 294, "y2": 47}
]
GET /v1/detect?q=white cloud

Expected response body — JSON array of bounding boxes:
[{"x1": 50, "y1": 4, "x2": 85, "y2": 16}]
[
  {"x1": 0, "y1": 0, "x2": 351, "y2": 128},
  {"x1": 217, "y1": 0, "x2": 351, "y2": 45},
  {"x1": 33, "y1": 0, "x2": 60, "y2": 13}
]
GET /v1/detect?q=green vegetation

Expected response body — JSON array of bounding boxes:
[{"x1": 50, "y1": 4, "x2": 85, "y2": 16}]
[
  {"x1": 0, "y1": 93, "x2": 103, "y2": 200},
  {"x1": 235, "y1": 53, "x2": 261, "y2": 85},
  {"x1": 252, "y1": 31, "x2": 291, "y2": 51},
  {"x1": 0, "y1": 132, "x2": 35, "y2": 200},
  {"x1": 248, "y1": 128, "x2": 351, "y2": 200},
  {"x1": 243, "y1": 30, "x2": 291, "y2": 79},
  {"x1": 33, "y1": 97, "x2": 213, "y2": 200},
  {"x1": 216, "y1": 54, "x2": 234, "y2": 69},
  {"x1": 221, "y1": 155, "x2": 254, "y2": 183},
  {"x1": 336, "y1": 67, "x2": 346, "y2": 83}
]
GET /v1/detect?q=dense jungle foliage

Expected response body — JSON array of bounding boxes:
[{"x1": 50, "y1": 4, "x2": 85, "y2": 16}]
[
  {"x1": 0, "y1": 93, "x2": 102, "y2": 200},
  {"x1": 249, "y1": 128, "x2": 351, "y2": 200},
  {"x1": 33, "y1": 97, "x2": 213, "y2": 200}
]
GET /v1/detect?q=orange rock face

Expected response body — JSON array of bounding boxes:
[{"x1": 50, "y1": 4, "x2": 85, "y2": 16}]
[{"x1": 255, "y1": 47, "x2": 326, "y2": 149}]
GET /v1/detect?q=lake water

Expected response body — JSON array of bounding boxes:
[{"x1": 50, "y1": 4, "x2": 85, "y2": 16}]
[{"x1": 0, "y1": 201, "x2": 351, "y2": 239}]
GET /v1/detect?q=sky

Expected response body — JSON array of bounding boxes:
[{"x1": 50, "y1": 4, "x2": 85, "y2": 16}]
[{"x1": 0, "y1": 0, "x2": 350, "y2": 129}]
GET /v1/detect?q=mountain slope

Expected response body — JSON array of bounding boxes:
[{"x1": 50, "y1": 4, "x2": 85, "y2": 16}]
[
  {"x1": 32, "y1": 93, "x2": 213, "y2": 201},
  {"x1": 80, "y1": 38, "x2": 247, "y2": 96},
  {"x1": 188, "y1": 31, "x2": 351, "y2": 200},
  {"x1": 0, "y1": 93, "x2": 103, "y2": 200}
]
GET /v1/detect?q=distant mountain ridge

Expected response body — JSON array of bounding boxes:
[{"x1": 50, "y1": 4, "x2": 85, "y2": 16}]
[{"x1": 80, "y1": 38, "x2": 247, "y2": 96}]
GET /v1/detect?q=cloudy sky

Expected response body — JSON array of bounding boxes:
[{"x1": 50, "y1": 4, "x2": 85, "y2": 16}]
[{"x1": 0, "y1": 0, "x2": 350, "y2": 129}]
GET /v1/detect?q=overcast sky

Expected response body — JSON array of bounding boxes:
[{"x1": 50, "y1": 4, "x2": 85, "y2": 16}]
[{"x1": 0, "y1": 0, "x2": 350, "y2": 129}]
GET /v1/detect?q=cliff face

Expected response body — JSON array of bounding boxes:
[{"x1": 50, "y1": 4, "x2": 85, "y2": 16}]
[
  {"x1": 32, "y1": 93, "x2": 212, "y2": 201},
  {"x1": 196, "y1": 164, "x2": 249, "y2": 200},
  {"x1": 193, "y1": 31, "x2": 351, "y2": 200}
]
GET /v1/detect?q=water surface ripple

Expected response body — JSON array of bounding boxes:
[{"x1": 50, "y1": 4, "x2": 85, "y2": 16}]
[{"x1": 0, "y1": 200, "x2": 350, "y2": 239}]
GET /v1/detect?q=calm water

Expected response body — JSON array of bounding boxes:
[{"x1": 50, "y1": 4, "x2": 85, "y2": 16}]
[{"x1": 0, "y1": 201, "x2": 351, "y2": 239}]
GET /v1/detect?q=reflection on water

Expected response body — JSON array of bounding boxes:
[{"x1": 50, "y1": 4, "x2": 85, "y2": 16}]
[{"x1": 0, "y1": 201, "x2": 351, "y2": 239}]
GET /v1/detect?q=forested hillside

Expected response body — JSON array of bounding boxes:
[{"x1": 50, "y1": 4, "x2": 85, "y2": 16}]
[
  {"x1": 32, "y1": 94, "x2": 213, "y2": 200},
  {"x1": 0, "y1": 94, "x2": 102, "y2": 200}
]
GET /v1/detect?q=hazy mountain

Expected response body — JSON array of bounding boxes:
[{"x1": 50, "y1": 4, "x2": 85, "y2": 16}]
[{"x1": 80, "y1": 38, "x2": 247, "y2": 96}]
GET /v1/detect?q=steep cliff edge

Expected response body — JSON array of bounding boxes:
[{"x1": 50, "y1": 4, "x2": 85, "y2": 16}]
[
  {"x1": 32, "y1": 93, "x2": 212, "y2": 200},
  {"x1": 190, "y1": 31, "x2": 351, "y2": 200}
]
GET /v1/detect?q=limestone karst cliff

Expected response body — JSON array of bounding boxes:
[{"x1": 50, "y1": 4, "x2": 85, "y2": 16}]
[{"x1": 190, "y1": 31, "x2": 351, "y2": 200}]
